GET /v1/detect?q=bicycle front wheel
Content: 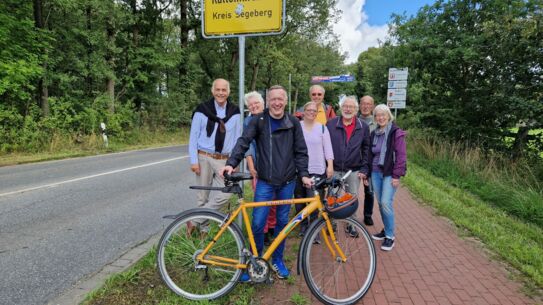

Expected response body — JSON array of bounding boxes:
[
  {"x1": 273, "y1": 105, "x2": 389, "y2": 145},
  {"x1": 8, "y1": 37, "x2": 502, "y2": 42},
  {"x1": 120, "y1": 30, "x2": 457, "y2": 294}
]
[
  {"x1": 301, "y1": 217, "x2": 376, "y2": 305},
  {"x1": 157, "y1": 209, "x2": 245, "y2": 301}
]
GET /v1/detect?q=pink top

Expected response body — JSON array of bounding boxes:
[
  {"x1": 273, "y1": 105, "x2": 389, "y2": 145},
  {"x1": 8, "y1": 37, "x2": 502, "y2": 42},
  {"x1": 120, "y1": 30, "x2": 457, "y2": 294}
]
[{"x1": 301, "y1": 122, "x2": 334, "y2": 175}]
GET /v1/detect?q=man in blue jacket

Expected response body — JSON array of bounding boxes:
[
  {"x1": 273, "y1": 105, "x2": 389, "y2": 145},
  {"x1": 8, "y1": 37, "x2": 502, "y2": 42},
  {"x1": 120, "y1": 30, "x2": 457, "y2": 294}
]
[{"x1": 221, "y1": 85, "x2": 313, "y2": 279}]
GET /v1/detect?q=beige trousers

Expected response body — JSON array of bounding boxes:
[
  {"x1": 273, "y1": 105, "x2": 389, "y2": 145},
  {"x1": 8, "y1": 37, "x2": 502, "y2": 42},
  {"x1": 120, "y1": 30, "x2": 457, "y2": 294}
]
[{"x1": 195, "y1": 154, "x2": 232, "y2": 210}]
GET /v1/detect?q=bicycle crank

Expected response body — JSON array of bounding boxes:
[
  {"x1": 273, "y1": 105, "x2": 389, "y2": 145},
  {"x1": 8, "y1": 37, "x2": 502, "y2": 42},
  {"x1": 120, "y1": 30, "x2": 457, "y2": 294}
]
[{"x1": 247, "y1": 258, "x2": 271, "y2": 283}]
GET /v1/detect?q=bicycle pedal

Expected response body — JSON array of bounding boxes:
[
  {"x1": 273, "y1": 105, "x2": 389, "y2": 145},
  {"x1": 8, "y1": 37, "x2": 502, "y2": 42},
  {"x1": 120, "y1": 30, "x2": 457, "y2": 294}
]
[{"x1": 194, "y1": 264, "x2": 207, "y2": 270}]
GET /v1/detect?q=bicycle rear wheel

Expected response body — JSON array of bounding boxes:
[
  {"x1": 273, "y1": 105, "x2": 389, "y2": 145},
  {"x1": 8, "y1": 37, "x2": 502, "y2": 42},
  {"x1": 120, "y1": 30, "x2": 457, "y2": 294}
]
[
  {"x1": 157, "y1": 209, "x2": 245, "y2": 300},
  {"x1": 301, "y1": 217, "x2": 376, "y2": 305}
]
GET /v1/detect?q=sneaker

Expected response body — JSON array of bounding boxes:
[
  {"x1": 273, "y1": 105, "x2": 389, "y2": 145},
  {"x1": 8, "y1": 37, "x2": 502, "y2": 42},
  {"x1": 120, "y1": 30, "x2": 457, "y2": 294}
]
[
  {"x1": 239, "y1": 272, "x2": 251, "y2": 283},
  {"x1": 271, "y1": 258, "x2": 290, "y2": 279},
  {"x1": 363, "y1": 216, "x2": 374, "y2": 226},
  {"x1": 372, "y1": 229, "x2": 386, "y2": 241},
  {"x1": 381, "y1": 238, "x2": 395, "y2": 251},
  {"x1": 345, "y1": 224, "x2": 359, "y2": 238}
]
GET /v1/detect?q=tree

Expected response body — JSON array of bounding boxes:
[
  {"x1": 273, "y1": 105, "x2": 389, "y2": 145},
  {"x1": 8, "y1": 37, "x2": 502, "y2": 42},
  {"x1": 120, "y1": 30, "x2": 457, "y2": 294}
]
[{"x1": 380, "y1": 0, "x2": 543, "y2": 157}]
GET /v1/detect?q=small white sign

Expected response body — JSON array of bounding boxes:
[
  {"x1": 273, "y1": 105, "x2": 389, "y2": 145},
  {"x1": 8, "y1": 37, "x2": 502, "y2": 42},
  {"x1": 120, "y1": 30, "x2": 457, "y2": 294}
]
[
  {"x1": 388, "y1": 68, "x2": 408, "y2": 81},
  {"x1": 388, "y1": 80, "x2": 408, "y2": 89},
  {"x1": 387, "y1": 100, "x2": 406, "y2": 109},
  {"x1": 387, "y1": 89, "x2": 407, "y2": 101}
]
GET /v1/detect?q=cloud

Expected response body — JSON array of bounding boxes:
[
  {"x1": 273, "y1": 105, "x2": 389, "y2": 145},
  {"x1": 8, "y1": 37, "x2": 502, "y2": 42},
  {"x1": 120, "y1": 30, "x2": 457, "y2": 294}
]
[{"x1": 333, "y1": 0, "x2": 389, "y2": 64}]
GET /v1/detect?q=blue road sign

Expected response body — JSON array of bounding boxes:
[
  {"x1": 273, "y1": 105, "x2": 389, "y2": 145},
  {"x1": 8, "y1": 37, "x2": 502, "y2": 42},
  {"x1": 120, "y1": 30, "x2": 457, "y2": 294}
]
[{"x1": 312, "y1": 74, "x2": 355, "y2": 83}]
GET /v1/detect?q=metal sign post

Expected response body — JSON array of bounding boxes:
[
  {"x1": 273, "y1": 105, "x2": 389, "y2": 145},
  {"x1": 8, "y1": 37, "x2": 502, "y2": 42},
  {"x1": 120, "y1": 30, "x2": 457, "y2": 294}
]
[{"x1": 201, "y1": 0, "x2": 286, "y2": 225}]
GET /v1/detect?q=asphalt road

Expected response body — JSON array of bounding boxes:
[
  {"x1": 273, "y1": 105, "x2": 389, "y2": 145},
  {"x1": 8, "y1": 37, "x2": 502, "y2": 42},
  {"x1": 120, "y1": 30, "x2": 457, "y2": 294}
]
[{"x1": 0, "y1": 146, "x2": 206, "y2": 305}]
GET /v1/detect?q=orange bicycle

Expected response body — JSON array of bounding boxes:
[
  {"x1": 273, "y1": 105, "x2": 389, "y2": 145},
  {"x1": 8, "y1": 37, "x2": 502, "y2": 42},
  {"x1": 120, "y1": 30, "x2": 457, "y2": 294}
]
[{"x1": 157, "y1": 171, "x2": 376, "y2": 305}]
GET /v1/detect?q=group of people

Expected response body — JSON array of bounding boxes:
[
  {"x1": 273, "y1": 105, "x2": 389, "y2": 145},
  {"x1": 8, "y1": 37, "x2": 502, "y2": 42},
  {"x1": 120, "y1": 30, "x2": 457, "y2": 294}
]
[{"x1": 188, "y1": 78, "x2": 407, "y2": 280}]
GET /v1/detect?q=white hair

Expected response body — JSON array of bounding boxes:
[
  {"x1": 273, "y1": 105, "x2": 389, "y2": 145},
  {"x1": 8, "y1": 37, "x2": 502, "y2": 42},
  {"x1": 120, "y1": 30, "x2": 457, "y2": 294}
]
[
  {"x1": 244, "y1": 91, "x2": 264, "y2": 107},
  {"x1": 340, "y1": 95, "x2": 359, "y2": 110},
  {"x1": 373, "y1": 104, "x2": 395, "y2": 122},
  {"x1": 211, "y1": 78, "x2": 230, "y2": 94}
]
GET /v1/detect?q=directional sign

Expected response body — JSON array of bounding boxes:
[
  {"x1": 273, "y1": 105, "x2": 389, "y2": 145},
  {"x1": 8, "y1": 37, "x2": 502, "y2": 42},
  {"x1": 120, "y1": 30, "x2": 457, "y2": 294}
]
[
  {"x1": 387, "y1": 101, "x2": 406, "y2": 109},
  {"x1": 311, "y1": 75, "x2": 355, "y2": 83},
  {"x1": 388, "y1": 80, "x2": 407, "y2": 89},
  {"x1": 388, "y1": 68, "x2": 408, "y2": 81},
  {"x1": 202, "y1": 0, "x2": 285, "y2": 38},
  {"x1": 387, "y1": 89, "x2": 407, "y2": 101}
]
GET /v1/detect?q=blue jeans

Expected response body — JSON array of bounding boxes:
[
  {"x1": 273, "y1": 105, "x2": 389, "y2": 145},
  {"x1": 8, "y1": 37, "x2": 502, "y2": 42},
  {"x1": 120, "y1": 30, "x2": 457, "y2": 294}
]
[
  {"x1": 252, "y1": 179, "x2": 295, "y2": 260},
  {"x1": 371, "y1": 172, "x2": 397, "y2": 239}
]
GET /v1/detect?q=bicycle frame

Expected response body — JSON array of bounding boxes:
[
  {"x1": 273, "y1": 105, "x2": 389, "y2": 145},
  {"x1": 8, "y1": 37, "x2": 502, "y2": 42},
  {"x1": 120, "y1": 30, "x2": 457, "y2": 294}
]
[{"x1": 196, "y1": 190, "x2": 348, "y2": 270}]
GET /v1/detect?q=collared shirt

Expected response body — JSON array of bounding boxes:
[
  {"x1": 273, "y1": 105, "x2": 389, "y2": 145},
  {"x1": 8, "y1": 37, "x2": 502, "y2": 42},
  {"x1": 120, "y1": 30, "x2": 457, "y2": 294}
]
[
  {"x1": 189, "y1": 100, "x2": 242, "y2": 164},
  {"x1": 315, "y1": 104, "x2": 327, "y2": 125},
  {"x1": 344, "y1": 118, "x2": 355, "y2": 142}
]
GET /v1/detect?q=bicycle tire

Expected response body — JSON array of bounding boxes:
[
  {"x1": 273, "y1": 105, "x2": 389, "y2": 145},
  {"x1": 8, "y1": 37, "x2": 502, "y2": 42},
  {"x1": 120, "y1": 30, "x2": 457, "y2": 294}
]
[
  {"x1": 301, "y1": 217, "x2": 376, "y2": 305},
  {"x1": 157, "y1": 209, "x2": 245, "y2": 300}
]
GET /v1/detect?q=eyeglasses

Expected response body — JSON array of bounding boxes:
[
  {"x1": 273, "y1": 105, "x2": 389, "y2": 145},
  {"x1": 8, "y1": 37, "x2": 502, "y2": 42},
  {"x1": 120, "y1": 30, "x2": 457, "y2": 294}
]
[
  {"x1": 311, "y1": 93, "x2": 323, "y2": 96},
  {"x1": 342, "y1": 105, "x2": 356, "y2": 110},
  {"x1": 305, "y1": 109, "x2": 317, "y2": 113}
]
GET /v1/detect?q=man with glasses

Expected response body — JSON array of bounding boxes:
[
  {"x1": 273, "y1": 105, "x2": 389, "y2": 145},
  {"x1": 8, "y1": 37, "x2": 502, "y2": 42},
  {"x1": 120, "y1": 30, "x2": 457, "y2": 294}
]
[
  {"x1": 326, "y1": 96, "x2": 371, "y2": 234},
  {"x1": 359, "y1": 95, "x2": 377, "y2": 226},
  {"x1": 295, "y1": 85, "x2": 336, "y2": 123}
]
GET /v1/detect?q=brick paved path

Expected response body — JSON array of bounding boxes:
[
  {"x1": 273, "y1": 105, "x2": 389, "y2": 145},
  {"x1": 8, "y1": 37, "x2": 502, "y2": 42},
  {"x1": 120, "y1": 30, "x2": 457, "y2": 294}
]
[{"x1": 256, "y1": 187, "x2": 538, "y2": 305}]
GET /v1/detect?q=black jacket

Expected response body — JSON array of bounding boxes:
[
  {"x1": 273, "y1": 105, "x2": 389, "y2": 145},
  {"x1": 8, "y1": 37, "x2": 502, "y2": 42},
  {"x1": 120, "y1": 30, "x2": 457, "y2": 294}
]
[
  {"x1": 326, "y1": 116, "x2": 371, "y2": 175},
  {"x1": 226, "y1": 109, "x2": 309, "y2": 185}
]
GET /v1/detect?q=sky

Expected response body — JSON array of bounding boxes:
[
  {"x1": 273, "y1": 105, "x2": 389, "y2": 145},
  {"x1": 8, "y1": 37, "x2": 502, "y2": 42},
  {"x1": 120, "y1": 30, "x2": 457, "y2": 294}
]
[{"x1": 333, "y1": 0, "x2": 436, "y2": 64}]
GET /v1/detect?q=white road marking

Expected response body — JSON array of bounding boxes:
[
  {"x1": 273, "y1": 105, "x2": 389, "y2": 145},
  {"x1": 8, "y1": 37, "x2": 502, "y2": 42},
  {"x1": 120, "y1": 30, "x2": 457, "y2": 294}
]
[{"x1": 0, "y1": 156, "x2": 188, "y2": 198}]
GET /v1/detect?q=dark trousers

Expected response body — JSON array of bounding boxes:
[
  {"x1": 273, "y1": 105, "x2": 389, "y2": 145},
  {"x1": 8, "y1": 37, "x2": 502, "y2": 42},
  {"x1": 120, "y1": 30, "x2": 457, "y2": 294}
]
[
  {"x1": 294, "y1": 174, "x2": 326, "y2": 228},
  {"x1": 363, "y1": 182, "x2": 374, "y2": 217}
]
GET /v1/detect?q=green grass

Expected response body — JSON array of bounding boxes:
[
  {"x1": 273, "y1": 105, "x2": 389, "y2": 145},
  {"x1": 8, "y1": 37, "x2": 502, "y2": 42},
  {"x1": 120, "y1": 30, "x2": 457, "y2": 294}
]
[
  {"x1": 289, "y1": 292, "x2": 309, "y2": 305},
  {"x1": 83, "y1": 186, "x2": 261, "y2": 305},
  {"x1": 82, "y1": 246, "x2": 260, "y2": 305},
  {"x1": 0, "y1": 128, "x2": 189, "y2": 167},
  {"x1": 408, "y1": 132, "x2": 543, "y2": 229},
  {"x1": 403, "y1": 163, "x2": 543, "y2": 289}
]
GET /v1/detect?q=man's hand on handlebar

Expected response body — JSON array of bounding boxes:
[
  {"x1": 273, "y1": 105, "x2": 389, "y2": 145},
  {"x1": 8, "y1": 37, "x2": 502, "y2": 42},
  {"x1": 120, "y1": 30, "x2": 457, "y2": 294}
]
[
  {"x1": 219, "y1": 166, "x2": 234, "y2": 178},
  {"x1": 302, "y1": 176, "x2": 314, "y2": 188}
]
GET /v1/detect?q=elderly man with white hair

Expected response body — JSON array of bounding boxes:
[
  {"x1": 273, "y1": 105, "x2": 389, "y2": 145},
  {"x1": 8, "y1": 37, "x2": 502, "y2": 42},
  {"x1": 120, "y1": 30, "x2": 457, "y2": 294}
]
[{"x1": 326, "y1": 95, "x2": 371, "y2": 235}]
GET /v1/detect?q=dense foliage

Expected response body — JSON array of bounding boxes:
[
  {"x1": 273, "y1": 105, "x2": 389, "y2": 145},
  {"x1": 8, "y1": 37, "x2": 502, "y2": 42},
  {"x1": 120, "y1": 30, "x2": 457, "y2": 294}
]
[
  {"x1": 0, "y1": 0, "x2": 345, "y2": 152},
  {"x1": 2, "y1": 0, "x2": 542, "y2": 163},
  {"x1": 355, "y1": 0, "x2": 542, "y2": 160}
]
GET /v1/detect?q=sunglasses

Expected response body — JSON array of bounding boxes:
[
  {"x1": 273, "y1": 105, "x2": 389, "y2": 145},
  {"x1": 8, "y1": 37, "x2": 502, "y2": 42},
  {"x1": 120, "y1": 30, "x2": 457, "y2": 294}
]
[{"x1": 311, "y1": 93, "x2": 323, "y2": 96}]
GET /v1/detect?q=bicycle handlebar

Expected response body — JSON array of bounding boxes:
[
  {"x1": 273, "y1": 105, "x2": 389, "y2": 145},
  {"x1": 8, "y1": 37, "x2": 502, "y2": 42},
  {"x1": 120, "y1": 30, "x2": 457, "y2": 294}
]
[
  {"x1": 189, "y1": 186, "x2": 225, "y2": 191},
  {"x1": 223, "y1": 172, "x2": 253, "y2": 182},
  {"x1": 312, "y1": 170, "x2": 353, "y2": 190}
]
